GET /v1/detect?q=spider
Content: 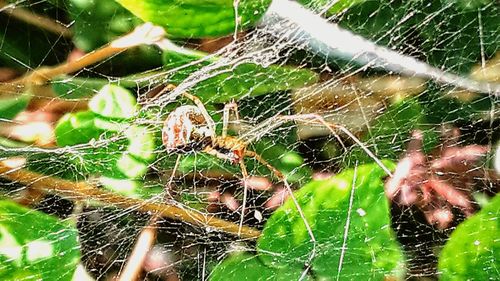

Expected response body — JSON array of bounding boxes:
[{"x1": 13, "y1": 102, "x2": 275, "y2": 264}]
[{"x1": 158, "y1": 84, "x2": 390, "y2": 269}]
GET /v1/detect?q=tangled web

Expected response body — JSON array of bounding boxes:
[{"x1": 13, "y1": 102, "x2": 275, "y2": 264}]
[{"x1": 0, "y1": 0, "x2": 498, "y2": 280}]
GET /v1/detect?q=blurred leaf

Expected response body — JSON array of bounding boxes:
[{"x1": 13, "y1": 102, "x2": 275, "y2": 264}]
[
  {"x1": 98, "y1": 177, "x2": 143, "y2": 197},
  {"x1": 251, "y1": 139, "x2": 312, "y2": 185},
  {"x1": 0, "y1": 137, "x2": 25, "y2": 148},
  {"x1": 54, "y1": 85, "x2": 158, "y2": 197},
  {"x1": 55, "y1": 111, "x2": 105, "y2": 147},
  {"x1": 174, "y1": 138, "x2": 310, "y2": 184},
  {"x1": 93, "y1": 117, "x2": 128, "y2": 132},
  {"x1": 347, "y1": 99, "x2": 437, "y2": 165},
  {"x1": 125, "y1": 126, "x2": 157, "y2": 162},
  {"x1": 162, "y1": 48, "x2": 319, "y2": 103},
  {"x1": 420, "y1": 90, "x2": 488, "y2": 124},
  {"x1": 116, "y1": 154, "x2": 149, "y2": 178},
  {"x1": 51, "y1": 75, "x2": 142, "y2": 100},
  {"x1": 89, "y1": 85, "x2": 138, "y2": 119},
  {"x1": 51, "y1": 76, "x2": 109, "y2": 100},
  {"x1": 419, "y1": 3, "x2": 499, "y2": 74},
  {"x1": 66, "y1": 0, "x2": 163, "y2": 75},
  {"x1": 0, "y1": 16, "x2": 68, "y2": 70},
  {"x1": 0, "y1": 94, "x2": 30, "y2": 120},
  {"x1": 68, "y1": 0, "x2": 141, "y2": 51},
  {"x1": 115, "y1": 0, "x2": 272, "y2": 38},
  {"x1": 26, "y1": 152, "x2": 86, "y2": 182},
  {"x1": 209, "y1": 252, "x2": 306, "y2": 281},
  {"x1": 438, "y1": 194, "x2": 500, "y2": 280},
  {"x1": 0, "y1": 200, "x2": 80, "y2": 281},
  {"x1": 340, "y1": 0, "x2": 499, "y2": 74},
  {"x1": 257, "y1": 161, "x2": 405, "y2": 279},
  {"x1": 443, "y1": 0, "x2": 495, "y2": 10},
  {"x1": 298, "y1": 0, "x2": 369, "y2": 14}
]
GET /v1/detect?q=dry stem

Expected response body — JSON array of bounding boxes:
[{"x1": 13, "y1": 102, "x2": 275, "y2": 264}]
[
  {"x1": 0, "y1": 1, "x2": 72, "y2": 38},
  {"x1": 0, "y1": 162, "x2": 261, "y2": 239},
  {"x1": 0, "y1": 23, "x2": 166, "y2": 96},
  {"x1": 118, "y1": 216, "x2": 158, "y2": 281}
]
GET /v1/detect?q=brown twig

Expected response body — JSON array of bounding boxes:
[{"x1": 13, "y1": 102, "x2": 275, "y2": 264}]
[
  {"x1": 0, "y1": 23, "x2": 167, "y2": 96},
  {"x1": 118, "y1": 216, "x2": 159, "y2": 281},
  {"x1": 0, "y1": 161, "x2": 261, "y2": 239},
  {"x1": 0, "y1": 1, "x2": 72, "y2": 38}
]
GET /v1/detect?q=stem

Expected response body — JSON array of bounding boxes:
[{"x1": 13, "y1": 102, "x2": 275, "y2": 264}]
[
  {"x1": 261, "y1": 0, "x2": 500, "y2": 95},
  {"x1": 0, "y1": 23, "x2": 166, "y2": 95},
  {"x1": 0, "y1": 1, "x2": 72, "y2": 38},
  {"x1": 118, "y1": 216, "x2": 158, "y2": 281},
  {"x1": 0, "y1": 161, "x2": 261, "y2": 239}
]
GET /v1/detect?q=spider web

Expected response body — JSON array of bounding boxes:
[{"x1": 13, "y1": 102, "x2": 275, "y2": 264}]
[{"x1": 0, "y1": 0, "x2": 498, "y2": 280}]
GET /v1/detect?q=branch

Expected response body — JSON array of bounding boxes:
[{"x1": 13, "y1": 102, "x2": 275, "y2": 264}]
[
  {"x1": 0, "y1": 23, "x2": 166, "y2": 96},
  {"x1": 0, "y1": 161, "x2": 261, "y2": 239},
  {"x1": 118, "y1": 216, "x2": 158, "y2": 281},
  {"x1": 0, "y1": 1, "x2": 72, "y2": 38}
]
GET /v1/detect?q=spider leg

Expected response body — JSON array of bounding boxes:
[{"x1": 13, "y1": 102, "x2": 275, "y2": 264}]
[
  {"x1": 165, "y1": 154, "x2": 182, "y2": 199},
  {"x1": 181, "y1": 92, "x2": 217, "y2": 140},
  {"x1": 203, "y1": 146, "x2": 252, "y2": 237},
  {"x1": 238, "y1": 159, "x2": 249, "y2": 237},
  {"x1": 222, "y1": 101, "x2": 240, "y2": 138},
  {"x1": 277, "y1": 113, "x2": 392, "y2": 177},
  {"x1": 244, "y1": 150, "x2": 318, "y2": 270}
]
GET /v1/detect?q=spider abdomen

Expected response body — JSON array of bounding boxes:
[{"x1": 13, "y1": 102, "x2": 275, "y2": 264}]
[{"x1": 162, "y1": 105, "x2": 212, "y2": 153}]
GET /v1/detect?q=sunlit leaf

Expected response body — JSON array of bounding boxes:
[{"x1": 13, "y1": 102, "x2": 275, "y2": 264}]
[
  {"x1": 209, "y1": 252, "x2": 306, "y2": 281},
  {"x1": 115, "y1": 0, "x2": 272, "y2": 38},
  {"x1": 162, "y1": 48, "x2": 319, "y2": 102},
  {"x1": 438, "y1": 194, "x2": 500, "y2": 280},
  {"x1": 0, "y1": 200, "x2": 80, "y2": 281},
  {"x1": 125, "y1": 125, "x2": 157, "y2": 162},
  {"x1": 89, "y1": 85, "x2": 138, "y2": 119},
  {"x1": 257, "y1": 161, "x2": 405, "y2": 279},
  {"x1": 55, "y1": 111, "x2": 105, "y2": 147},
  {"x1": 0, "y1": 94, "x2": 30, "y2": 120},
  {"x1": 174, "y1": 138, "x2": 311, "y2": 184}
]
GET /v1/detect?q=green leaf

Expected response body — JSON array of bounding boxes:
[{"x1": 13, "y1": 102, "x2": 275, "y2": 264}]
[
  {"x1": 298, "y1": 0, "x2": 369, "y2": 14},
  {"x1": 115, "y1": 0, "x2": 272, "y2": 38},
  {"x1": 340, "y1": 1, "x2": 499, "y2": 74},
  {"x1": 162, "y1": 47, "x2": 319, "y2": 103},
  {"x1": 0, "y1": 200, "x2": 80, "y2": 281},
  {"x1": 251, "y1": 139, "x2": 312, "y2": 185},
  {"x1": 443, "y1": 0, "x2": 495, "y2": 10},
  {"x1": 55, "y1": 111, "x2": 105, "y2": 147},
  {"x1": 51, "y1": 76, "x2": 109, "y2": 100},
  {"x1": 0, "y1": 94, "x2": 31, "y2": 120},
  {"x1": 51, "y1": 76, "x2": 141, "y2": 100},
  {"x1": 257, "y1": 162, "x2": 405, "y2": 279},
  {"x1": 173, "y1": 138, "x2": 311, "y2": 184},
  {"x1": 125, "y1": 126, "x2": 156, "y2": 162},
  {"x1": 55, "y1": 86, "x2": 157, "y2": 192},
  {"x1": 438, "y1": 194, "x2": 500, "y2": 280},
  {"x1": 98, "y1": 177, "x2": 143, "y2": 197},
  {"x1": 68, "y1": 0, "x2": 142, "y2": 51},
  {"x1": 0, "y1": 13, "x2": 66, "y2": 70},
  {"x1": 209, "y1": 252, "x2": 306, "y2": 281},
  {"x1": 89, "y1": 85, "x2": 138, "y2": 119},
  {"x1": 116, "y1": 154, "x2": 149, "y2": 179}
]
